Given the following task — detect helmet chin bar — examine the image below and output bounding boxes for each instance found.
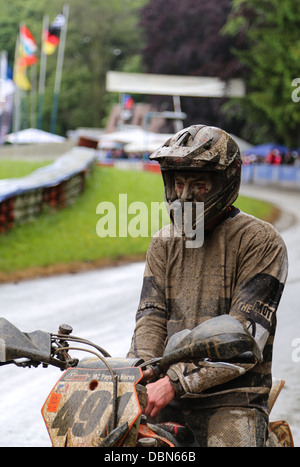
[166,199,204,241]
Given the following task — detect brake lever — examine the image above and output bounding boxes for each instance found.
[197,359,246,374]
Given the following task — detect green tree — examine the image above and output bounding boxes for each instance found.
[223,0,300,147]
[0,0,146,135]
[139,0,244,134]
[54,0,146,133]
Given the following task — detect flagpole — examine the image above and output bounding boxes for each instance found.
[0,51,7,144]
[37,15,48,130]
[12,33,21,143]
[50,4,69,134]
[19,22,26,132]
[30,63,37,128]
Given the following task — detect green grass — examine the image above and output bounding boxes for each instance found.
[236,195,272,222]
[0,161,275,275]
[0,159,53,179]
[0,166,168,273]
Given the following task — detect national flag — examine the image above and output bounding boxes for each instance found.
[43,14,65,55]
[14,59,31,90]
[19,25,38,67]
[122,94,134,110]
[13,26,37,91]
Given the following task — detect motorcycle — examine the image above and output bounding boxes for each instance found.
[0,315,294,447]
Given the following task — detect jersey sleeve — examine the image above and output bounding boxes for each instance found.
[167,222,288,397]
[127,232,168,361]
[229,221,288,352]
[128,219,288,399]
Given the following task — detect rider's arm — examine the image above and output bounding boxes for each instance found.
[127,235,168,361]
[165,225,288,397]
[129,221,288,405]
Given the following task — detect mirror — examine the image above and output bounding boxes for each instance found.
[0,318,51,363]
[158,315,262,373]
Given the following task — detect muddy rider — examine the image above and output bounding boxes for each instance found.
[127,125,288,447]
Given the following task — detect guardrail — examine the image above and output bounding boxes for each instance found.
[241,164,300,190]
[0,147,96,233]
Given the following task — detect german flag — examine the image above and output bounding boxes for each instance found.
[43,14,65,55]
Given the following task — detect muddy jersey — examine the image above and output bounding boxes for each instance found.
[127,208,288,413]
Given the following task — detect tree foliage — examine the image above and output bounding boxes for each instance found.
[2,0,300,146]
[140,0,300,146]
[223,0,300,146]
[139,0,245,133]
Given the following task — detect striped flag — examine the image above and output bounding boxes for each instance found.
[19,25,38,67]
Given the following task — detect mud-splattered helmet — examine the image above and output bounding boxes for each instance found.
[150,125,242,226]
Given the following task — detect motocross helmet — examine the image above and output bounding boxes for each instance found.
[149,125,242,227]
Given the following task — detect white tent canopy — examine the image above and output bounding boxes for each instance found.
[5,128,66,144]
[102,128,171,144]
[124,140,166,154]
[100,128,172,153]
[100,128,253,154]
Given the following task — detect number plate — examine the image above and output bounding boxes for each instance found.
[42,367,143,447]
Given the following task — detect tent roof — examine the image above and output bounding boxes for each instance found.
[6,128,66,144]
[243,142,289,157]
[102,128,172,147]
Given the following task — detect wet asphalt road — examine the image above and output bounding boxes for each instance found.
[240,185,300,447]
[0,184,299,447]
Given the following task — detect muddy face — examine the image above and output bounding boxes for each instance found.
[174,172,213,202]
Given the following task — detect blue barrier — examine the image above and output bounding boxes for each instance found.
[0,147,96,233]
[241,164,300,190]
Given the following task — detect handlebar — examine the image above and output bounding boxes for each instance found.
[0,314,262,376]
[0,318,111,370]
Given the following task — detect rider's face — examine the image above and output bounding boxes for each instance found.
[174,172,213,202]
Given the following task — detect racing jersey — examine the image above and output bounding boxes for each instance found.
[127,207,288,413]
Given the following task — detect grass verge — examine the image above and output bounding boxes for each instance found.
[0,159,53,179]
[0,161,277,282]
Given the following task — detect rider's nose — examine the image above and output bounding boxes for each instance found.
[181,185,193,201]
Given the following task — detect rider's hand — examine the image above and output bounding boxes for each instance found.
[144,375,175,418]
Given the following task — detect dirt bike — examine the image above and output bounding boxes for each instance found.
[0,315,294,447]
